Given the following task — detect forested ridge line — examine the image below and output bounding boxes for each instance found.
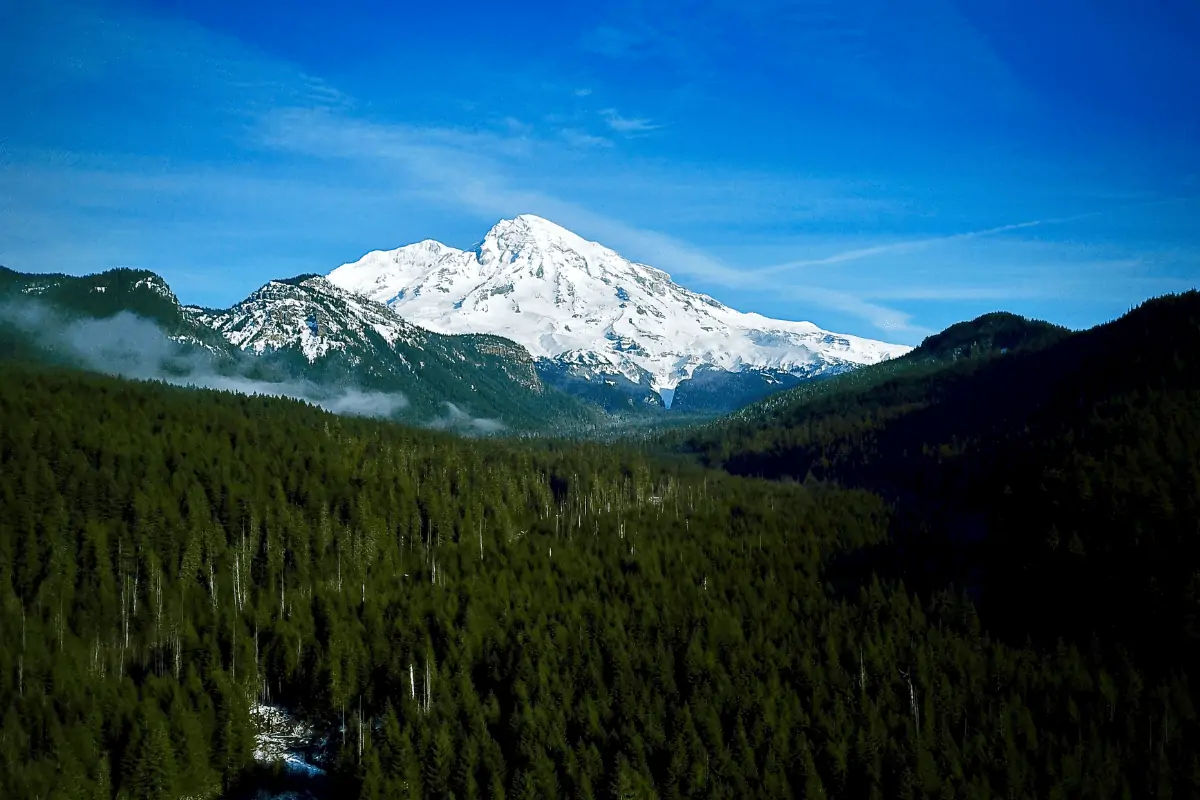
[673,292,1200,670]
[1,361,1197,799]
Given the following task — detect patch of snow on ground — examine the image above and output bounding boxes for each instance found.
[251,703,326,777]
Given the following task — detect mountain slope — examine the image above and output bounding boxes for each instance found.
[910,311,1070,360]
[327,214,910,410]
[190,273,599,430]
[701,311,1070,430]
[680,295,1200,666]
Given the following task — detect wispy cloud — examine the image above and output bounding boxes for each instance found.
[755,197,1196,276]
[429,402,505,435]
[600,108,660,133]
[256,106,748,285]
[502,116,533,136]
[756,216,1088,274]
[574,88,593,97]
[3,301,409,418]
[560,129,613,148]
[862,284,1056,302]
[786,286,933,339]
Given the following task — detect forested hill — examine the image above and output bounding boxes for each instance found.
[3,360,1197,798]
[693,310,1071,432]
[906,311,1070,361]
[678,292,1200,669]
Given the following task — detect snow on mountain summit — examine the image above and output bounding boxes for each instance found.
[327,215,911,394]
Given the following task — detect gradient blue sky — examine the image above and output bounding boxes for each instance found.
[2,0,1198,343]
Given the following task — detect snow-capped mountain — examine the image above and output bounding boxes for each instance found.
[184,274,593,427]
[188,275,428,364]
[328,215,911,409]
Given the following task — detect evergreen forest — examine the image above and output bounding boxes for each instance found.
[2,293,1200,799]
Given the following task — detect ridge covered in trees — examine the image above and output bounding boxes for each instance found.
[677,293,1200,669]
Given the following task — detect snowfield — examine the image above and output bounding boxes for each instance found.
[328,214,911,393]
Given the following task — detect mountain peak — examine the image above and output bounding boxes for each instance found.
[481,214,601,260]
[511,212,556,227]
[500,213,573,234]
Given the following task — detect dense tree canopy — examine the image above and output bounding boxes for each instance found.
[2,288,1199,799]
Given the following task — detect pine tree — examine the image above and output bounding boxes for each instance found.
[124,703,177,800]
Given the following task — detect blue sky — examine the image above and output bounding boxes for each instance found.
[2,0,1197,343]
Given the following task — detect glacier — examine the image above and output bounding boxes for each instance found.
[328,214,911,404]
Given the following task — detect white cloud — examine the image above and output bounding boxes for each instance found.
[256,107,743,280]
[502,116,533,136]
[560,129,614,148]
[789,286,933,338]
[756,217,1076,275]
[3,302,409,418]
[599,108,660,133]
